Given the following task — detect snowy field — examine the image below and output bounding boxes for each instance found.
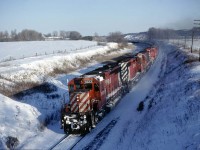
[169,38,200,50]
[1,40,200,149]
[0,40,97,62]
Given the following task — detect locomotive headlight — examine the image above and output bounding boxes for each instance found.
[66,120,71,124]
[80,115,86,121]
[80,121,83,125]
[83,115,87,124]
[80,115,87,125]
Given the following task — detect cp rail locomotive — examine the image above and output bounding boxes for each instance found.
[61,46,158,134]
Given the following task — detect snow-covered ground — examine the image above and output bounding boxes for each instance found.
[0,93,41,149]
[0,40,97,62]
[124,33,147,41]
[1,40,200,149]
[169,38,200,50]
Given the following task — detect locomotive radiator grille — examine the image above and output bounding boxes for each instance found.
[70,92,90,113]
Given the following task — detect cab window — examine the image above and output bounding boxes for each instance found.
[76,84,83,89]
[84,83,92,90]
[69,85,74,92]
[94,84,99,91]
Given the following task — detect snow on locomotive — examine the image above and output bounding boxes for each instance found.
[61,46,158,134]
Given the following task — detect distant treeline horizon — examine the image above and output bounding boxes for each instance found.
[0,29,84,42]
[147,27,200,40]
[0,27,199,42]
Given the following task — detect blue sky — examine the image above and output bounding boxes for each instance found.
[0,0,200,35]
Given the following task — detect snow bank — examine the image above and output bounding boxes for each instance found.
[0,93,41,149]
[128,43,200,150]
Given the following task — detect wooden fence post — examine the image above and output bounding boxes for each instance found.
[199,48,200,62]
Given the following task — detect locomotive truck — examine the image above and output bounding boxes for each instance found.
[61,46,158,134]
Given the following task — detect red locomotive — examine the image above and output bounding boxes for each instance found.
[61,46,158,134]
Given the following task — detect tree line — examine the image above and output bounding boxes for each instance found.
[0,29,128,45]
[0,29,44,42]
[147,27,200,40]
[45,30,82,40]
[0,29,84,42]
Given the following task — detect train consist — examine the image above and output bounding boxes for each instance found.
[61,46,158,134]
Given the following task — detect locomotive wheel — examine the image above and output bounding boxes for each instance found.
[80,126,87,135]
[85,115,92,133]
[81,123,92,135]
[105,106,111,113]
[87,124,92,133]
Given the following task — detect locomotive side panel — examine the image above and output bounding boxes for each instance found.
[128,58,138,81]
[149,47,158,61]
[104,65,121,101]
[98,80,106,109]
[110,66,121,99]
[136,53,146,72]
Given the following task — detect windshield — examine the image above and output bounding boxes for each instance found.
[75,84,83,89]
[84,83,92,90]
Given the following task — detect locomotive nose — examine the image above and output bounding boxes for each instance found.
[70,92,90,113]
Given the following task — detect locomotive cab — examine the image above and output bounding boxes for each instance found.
[61,76,104,134]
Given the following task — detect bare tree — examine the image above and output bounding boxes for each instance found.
[11,29,17,41]
[147,28,178,40]
[4,31,9,39]
[17,29,44,41]
[69,31,82,40]
[59,30,70,39]
[44,33,52,37]
[59,30,65,39]
[0,31,4,41]
[93,32,100,41]
[52,31,58,37]
[107,31,126,43]
[0,30,10,41]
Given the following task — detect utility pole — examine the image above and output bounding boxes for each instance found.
[184,35,186,49]
[191,30,194,53]
[199,48,200,62]
[191,20,200,53]
[193,20,200,54]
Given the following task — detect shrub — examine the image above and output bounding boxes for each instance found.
[137,101,144,112]
[6,136,19,149]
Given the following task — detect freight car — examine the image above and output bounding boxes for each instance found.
[61,46,158,134]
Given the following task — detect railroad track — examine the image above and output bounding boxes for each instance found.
[48,134,69,150]
[49,118,118,150]
[48,134,84,150]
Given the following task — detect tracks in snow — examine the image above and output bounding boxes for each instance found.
[82,118,119,150]
[48,134,84,150]
[49,118,118,150]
